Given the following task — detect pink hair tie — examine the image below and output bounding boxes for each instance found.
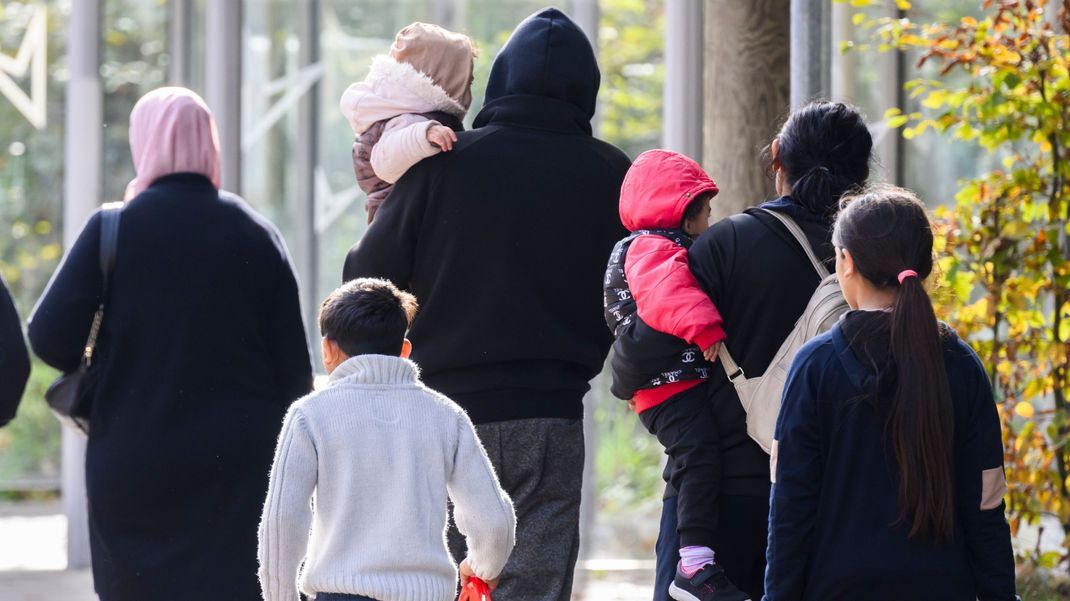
[897,269,918,285]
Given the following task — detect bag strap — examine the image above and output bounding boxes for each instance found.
[716,209,829,382]
[99,202,122,290]
[84,203,122,367]
[759,208,829,278]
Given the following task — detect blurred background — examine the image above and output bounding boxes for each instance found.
[0,0,1065,599]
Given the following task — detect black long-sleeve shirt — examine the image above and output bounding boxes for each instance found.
[765,310,1016,601]
[0,276,30,426]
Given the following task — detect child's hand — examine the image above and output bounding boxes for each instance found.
[427,124,457,151]
[703,341,721,363]
[459,558,499,591]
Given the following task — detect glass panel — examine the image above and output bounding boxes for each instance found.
[101,0,169,202]
[0,0,66,493]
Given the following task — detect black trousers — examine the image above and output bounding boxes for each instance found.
[653,491,771,601]
[639,384,722,547]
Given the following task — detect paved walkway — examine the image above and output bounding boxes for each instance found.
[0,504,654,601]
[0,567,653,601]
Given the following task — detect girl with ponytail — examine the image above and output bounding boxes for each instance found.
[763,185,1017,601]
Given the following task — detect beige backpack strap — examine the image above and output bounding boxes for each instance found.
[760,208,829,278]
[718,344,745,382]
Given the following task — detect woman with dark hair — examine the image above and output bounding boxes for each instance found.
[764,186,1016,600]
[29,87,313,601]
[651,101,874,601]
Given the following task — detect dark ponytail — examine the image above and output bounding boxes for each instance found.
[833,185,956,543]
[769,101,873,218]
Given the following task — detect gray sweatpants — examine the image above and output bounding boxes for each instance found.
[448,418,584,601]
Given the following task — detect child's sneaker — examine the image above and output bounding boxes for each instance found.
[668,562,750,601]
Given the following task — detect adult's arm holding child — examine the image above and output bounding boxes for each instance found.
[624,235,726,353]
[447,410,517,585]
[370,114,445,184]
[258,406,318,601]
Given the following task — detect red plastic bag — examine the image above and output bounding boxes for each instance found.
[457,577,491,601]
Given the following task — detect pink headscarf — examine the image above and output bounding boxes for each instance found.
[125,87,221,200]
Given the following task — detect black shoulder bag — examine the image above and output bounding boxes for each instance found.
[45,203,122,434]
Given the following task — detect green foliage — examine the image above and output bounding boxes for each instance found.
[845,0,1070,565]
[597,0,664,158]
[0,0,168,486]
[0,359,60,483]
[590,0,667,512]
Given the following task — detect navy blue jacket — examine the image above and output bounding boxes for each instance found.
[764,311,1016,601]
[344,8,630,423]
[0,275,30,426]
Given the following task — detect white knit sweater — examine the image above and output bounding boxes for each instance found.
[258,355,516,601]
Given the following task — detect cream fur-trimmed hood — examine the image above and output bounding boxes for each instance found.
[340,55,469,135]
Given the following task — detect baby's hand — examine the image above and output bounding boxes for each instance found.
[703,341,721,363]
[427,124,457,151]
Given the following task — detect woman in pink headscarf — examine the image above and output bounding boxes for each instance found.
[30,87,313,601]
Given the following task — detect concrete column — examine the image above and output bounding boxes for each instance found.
[790,0,832,108]
[168,0,193,86]
[63,0,102,570]
[570,0,599,43]
[663,0,704,160]
[570,2,601,586]
[830,0,856,102]
[295,0,320,343]
[704,0,791,217]
[205,0,242,193]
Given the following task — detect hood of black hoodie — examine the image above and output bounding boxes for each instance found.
[473,8,600,134]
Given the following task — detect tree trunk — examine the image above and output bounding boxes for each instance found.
[703,0,791,219]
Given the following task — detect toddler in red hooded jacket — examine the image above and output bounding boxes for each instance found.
[603,150,748,601]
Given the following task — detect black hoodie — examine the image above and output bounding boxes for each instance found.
[344,8,631,424]
[0,276,29,426]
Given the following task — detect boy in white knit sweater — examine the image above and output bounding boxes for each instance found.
[258,278,516,601]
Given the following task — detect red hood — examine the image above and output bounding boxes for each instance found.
[619,149,719,231]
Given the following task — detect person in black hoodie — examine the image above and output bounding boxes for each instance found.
[648,102,874,601]
[765,186,1017,601]
[343,8,630,600]
[0,275,30,426]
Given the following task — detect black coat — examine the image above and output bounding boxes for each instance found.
[28,173,313,601]
[687,201,836,495]
[344,8,630,424]
[0,275,30,426]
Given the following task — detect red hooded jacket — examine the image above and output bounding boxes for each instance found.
[619,149,726,411]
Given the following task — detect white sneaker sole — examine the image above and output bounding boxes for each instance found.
[668,582,702,601]
[668,581,751,601]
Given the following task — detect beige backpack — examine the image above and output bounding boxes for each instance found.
[717,209,849,454]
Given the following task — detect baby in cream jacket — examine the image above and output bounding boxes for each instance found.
[340,23,476,222]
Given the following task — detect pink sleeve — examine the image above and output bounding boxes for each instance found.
[623,235,726,350]
[369,115,441,184]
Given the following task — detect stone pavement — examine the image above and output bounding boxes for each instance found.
[0,566,653,601]
[0,504,654,601]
